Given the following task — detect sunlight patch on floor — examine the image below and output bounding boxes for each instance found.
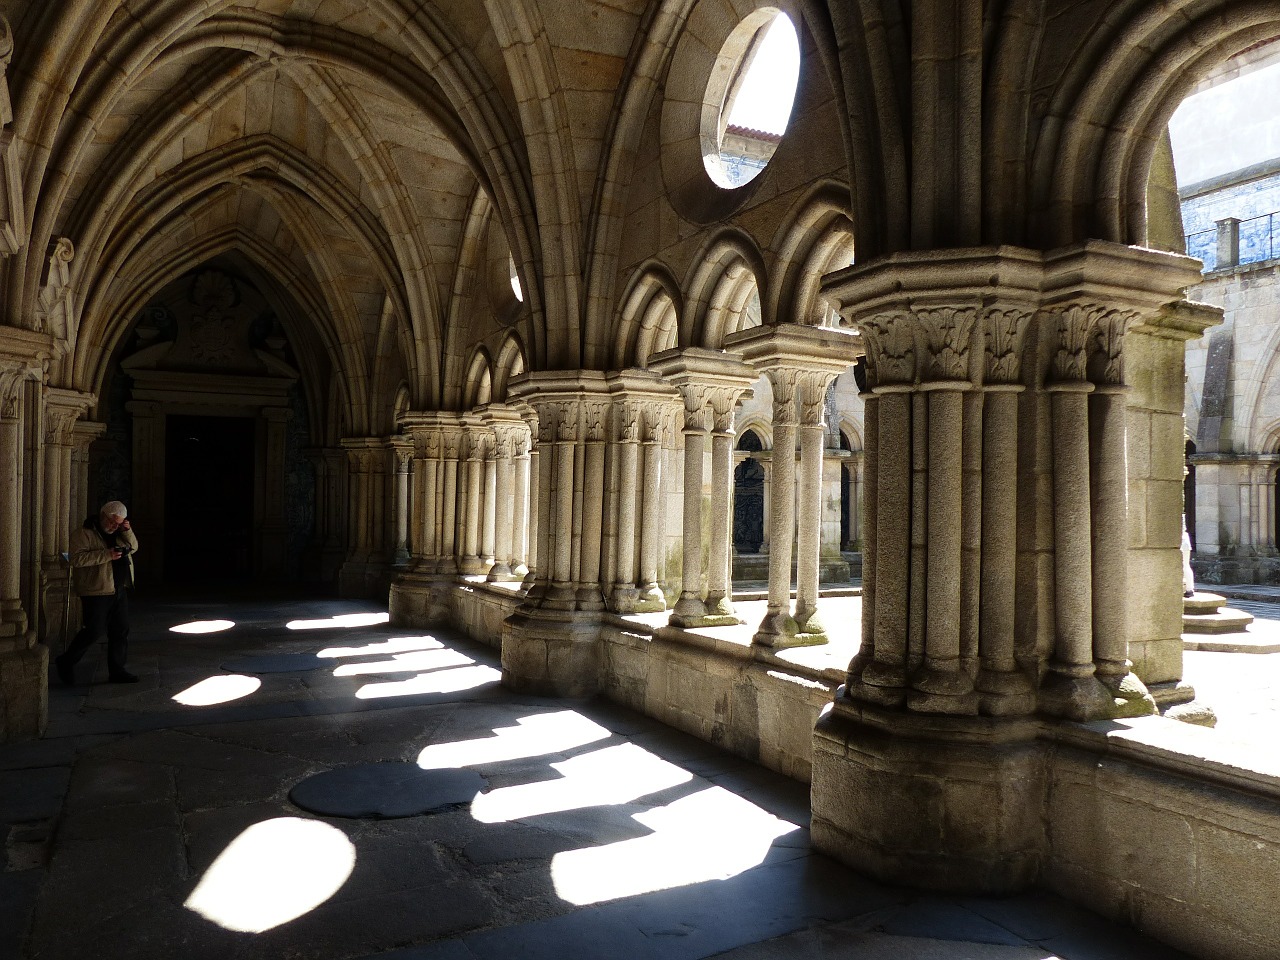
[183,817,356,932]
[333,648,474,677]
[470,743,692,823]
[551,786,799,905]
[172,674,261,705]
[416,710,612,770]
[354,664,501,699]
[316,635,444,658]
[169,619,236,634]
[286,612,390,630]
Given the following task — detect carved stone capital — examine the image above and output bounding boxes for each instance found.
[583,400,607,443]
[858,313,916,388]
[916,306,978,382]
[983,307,1034,384]
[1046,304,1106,383]
[615,401,641,443]
[1089,310,1138,386]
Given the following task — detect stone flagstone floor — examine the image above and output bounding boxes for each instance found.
[2,590,1254,960]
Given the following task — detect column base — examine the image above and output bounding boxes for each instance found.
[459,555,489,576]
[812,699,1044,894]
[670,594,707,625]
[1,640,48,742]
[388,573,453,626]
[1038,668,1113,721]
[752,610,827,648]
[976,667,1037,716]
[486,562,517,582]
[40,568,76,654]
[908,664,978,714]
[1097,670,1158,718]
[0,600,27,641]
[501,610,601,698]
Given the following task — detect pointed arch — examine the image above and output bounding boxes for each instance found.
[493,332,528,402]
[614,263,683,369]
[682,229,767,349]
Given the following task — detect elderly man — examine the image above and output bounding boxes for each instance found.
[56,500,139,684]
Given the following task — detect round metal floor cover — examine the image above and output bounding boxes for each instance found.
[289,763,487,818]
[219,653,328,673]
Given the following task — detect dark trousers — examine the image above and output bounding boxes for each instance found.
[62,591,130,676]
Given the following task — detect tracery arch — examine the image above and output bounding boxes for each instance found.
[614,263,681,369]
[682,230,767,349]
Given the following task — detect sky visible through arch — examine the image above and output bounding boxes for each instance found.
[725,14,799,136]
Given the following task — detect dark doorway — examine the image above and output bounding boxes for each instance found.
[734,430,765,555]
[165,415,255,584]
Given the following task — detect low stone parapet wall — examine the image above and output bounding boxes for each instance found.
[1044,718,1280,960]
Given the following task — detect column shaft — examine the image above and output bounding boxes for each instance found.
[1050,388,1094,672]
[639,436,662,602]
[866,390,910,691]
[671,412,707,623]
[755,419,796,643]
[794,420,825,632]
[513,448,531,578]
[704,426,736,618]
[1090,386,1129,677]
[482,451,497,567]
[612,438,639,608]
[578,434,605,609]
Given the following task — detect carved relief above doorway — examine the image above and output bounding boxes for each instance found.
[117,264,303,587]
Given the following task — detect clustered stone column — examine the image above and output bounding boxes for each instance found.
[484,405,533,583]
[390,437,412,567]
[337,439,393,597]
[809,245,1205,895]
[389,408,536,623]
[304,447,347,582]
[725,326,860,647]
[0,334,53,742]
[40,388,92,651]
[648,348,756,629]
[601,373,678,613]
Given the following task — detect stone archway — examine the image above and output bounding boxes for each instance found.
[114,264,313,588]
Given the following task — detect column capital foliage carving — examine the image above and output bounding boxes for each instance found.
[917,306,978,382]
[641,401,667,443]
[554,400,579,443]
[442,426,464,460]
[44,405,79,445]
[583,400,607,442]
[857,312,916,388]
[983,307,1034,384]
[1089,310,1138,385]
[796,370,836,426]
[1046,303,1134,384]
[768,368,800,426]
[0,358,39,419]
[615,401,641,443]
[678,384,710,430]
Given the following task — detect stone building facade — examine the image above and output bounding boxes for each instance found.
[0,2,1276,958]
[1177,45,1280,585]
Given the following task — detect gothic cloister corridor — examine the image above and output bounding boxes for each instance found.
[0,591,1232,960]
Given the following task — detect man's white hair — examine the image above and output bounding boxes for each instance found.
[100,500,128,519]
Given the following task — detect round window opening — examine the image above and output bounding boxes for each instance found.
[508,255,524,303]
[702,11,799,189]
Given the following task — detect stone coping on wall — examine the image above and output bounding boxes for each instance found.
[1051,714,1280,796]
[610,594,861,689]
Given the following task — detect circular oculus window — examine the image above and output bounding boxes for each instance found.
[702,12,799,189]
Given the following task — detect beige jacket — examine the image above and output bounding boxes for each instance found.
[69,523,139,597]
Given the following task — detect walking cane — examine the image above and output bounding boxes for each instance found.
[60,552,71,655]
